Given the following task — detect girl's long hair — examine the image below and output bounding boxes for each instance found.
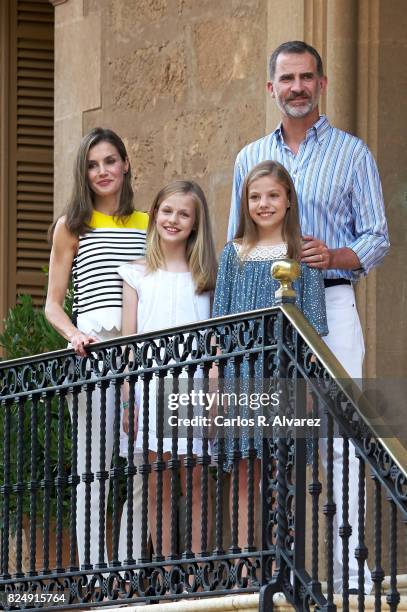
[53,127,135,238]
[235,160,302,260]
[146,180,217,294]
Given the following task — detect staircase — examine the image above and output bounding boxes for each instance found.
[102,580,407,611]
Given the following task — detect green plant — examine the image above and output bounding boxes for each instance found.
[0,268,73,359]
[0,294,66,358]
[0,273,74,532]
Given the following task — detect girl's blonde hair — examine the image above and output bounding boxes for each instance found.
[146,180,217,294]
[235,160,302,260]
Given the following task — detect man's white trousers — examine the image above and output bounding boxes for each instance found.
[320,284,372,594]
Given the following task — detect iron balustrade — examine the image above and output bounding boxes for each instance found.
[0,263,406,611]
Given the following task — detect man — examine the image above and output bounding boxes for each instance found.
[228,40,389,594]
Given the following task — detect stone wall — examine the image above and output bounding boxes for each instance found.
[54,0,267,251]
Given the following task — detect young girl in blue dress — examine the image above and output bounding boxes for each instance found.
[118,180,217,557]
[212,160,328,544]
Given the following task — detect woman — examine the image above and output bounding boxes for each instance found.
[45,127,148,567]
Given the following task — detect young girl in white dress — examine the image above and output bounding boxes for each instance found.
[117,180,217,557]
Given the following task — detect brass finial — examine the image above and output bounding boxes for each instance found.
[271,259,300,303]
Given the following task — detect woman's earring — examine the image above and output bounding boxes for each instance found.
[287,200,291,208]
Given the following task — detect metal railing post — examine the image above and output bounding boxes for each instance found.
[260,259,300,612]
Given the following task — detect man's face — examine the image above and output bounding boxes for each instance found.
[267,52,327,119]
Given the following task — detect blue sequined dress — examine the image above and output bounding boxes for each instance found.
[212,241,328,469]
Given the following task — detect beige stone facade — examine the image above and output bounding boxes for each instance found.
[52,0,267,254]
[49,0,406,378]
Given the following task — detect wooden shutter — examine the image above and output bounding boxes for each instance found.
[8,0,54,306]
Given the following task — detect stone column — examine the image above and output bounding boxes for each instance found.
[352,0,379,378]
[49,0,101,217]
[326,0,378,378]
[266,0,384,377]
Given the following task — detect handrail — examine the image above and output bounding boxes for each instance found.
[281,301,407,478]
[0,307,277,368]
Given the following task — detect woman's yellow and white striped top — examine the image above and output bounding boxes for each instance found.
[71,209,148,334]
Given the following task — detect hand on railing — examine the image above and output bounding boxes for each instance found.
[68,329,98,356]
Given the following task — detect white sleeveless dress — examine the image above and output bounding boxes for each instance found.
[69,209,148,566]
[117,261,211,455]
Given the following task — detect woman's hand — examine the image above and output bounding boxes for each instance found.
[68,329,98,357]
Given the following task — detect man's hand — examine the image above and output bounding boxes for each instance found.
[301,235,332,269]
[301,235,361,271]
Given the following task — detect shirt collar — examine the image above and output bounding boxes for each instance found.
[273,114,331,145]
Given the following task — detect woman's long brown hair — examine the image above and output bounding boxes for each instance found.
[49,127,135,241]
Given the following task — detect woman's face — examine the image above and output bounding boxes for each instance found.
[86,141,129,200]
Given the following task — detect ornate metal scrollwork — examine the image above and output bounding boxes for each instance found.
[1,306,406,611]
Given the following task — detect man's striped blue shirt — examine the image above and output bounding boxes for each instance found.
[227,115,389,280]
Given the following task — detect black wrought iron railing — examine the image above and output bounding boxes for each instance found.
[0,263,406,611]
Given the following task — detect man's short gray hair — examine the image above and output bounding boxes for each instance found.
[269,41,324,80]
